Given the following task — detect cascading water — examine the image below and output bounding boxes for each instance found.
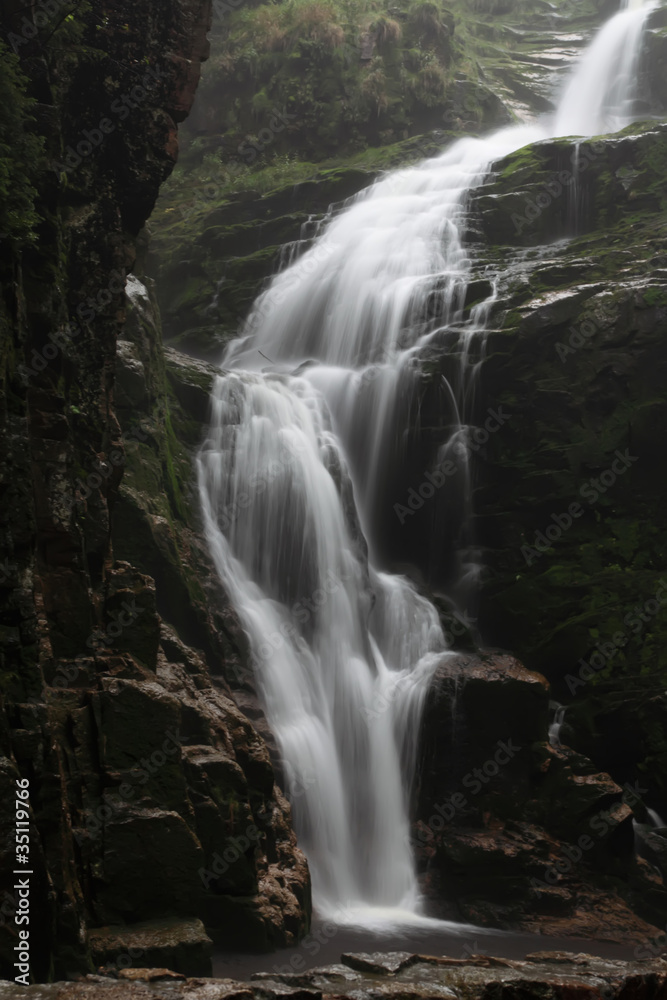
[198,0,655,925]
[554,0,653,136]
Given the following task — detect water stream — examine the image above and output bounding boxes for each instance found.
[198,0,655,926]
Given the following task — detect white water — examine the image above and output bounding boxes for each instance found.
[648,808,667,829]
[548,702,567,748]
[555,0,653,136]
[198,1,654,924]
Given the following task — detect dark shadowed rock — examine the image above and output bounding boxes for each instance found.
[90,918,212,978]
[0,0,311,979]
[341,953,421,975]
[413,651,667,939]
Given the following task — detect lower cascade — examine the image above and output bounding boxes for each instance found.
[198,0,655,923]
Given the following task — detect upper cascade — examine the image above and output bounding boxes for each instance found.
[555,0,655,136]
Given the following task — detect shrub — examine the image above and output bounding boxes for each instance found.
[0,40,44,247]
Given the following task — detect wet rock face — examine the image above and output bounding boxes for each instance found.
[0,0,310,981]
[470,124,667,250]
[4,951,667,1000]
[413,653,667,940]
[386,124,667,863]
[465,127,667,803]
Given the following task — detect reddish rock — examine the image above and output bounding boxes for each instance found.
[413,652,667,941]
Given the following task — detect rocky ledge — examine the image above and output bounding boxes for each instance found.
[3,951,667,1000]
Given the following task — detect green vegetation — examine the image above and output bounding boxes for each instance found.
[149,0,613,353]
[0,40,44,246]
[189,0,457,164]
[183,0,607,169]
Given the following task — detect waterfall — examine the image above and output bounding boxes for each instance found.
[648,808,667,829]
[198,0,654,924]
[548,703,567,748]
[554,0,653,136]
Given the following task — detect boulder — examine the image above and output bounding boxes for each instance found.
[89,917,212,977]
[413,652,667,937]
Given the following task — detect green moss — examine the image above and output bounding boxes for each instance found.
[643,287,667,307]
[0,40,45,245]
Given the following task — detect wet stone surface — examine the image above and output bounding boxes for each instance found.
[2,952,667,999]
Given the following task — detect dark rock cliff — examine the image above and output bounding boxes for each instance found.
[0,0,309,982]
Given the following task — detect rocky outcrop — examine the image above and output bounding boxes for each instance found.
[4,950,667,1000]
[413,653,667,941]
[0,0,309,982]
[404,118,667,925]
[562,685,667,814]
[466,124,667,809]
[88,919,213,979]
[378,120,667,841]
[179,0,612,166]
